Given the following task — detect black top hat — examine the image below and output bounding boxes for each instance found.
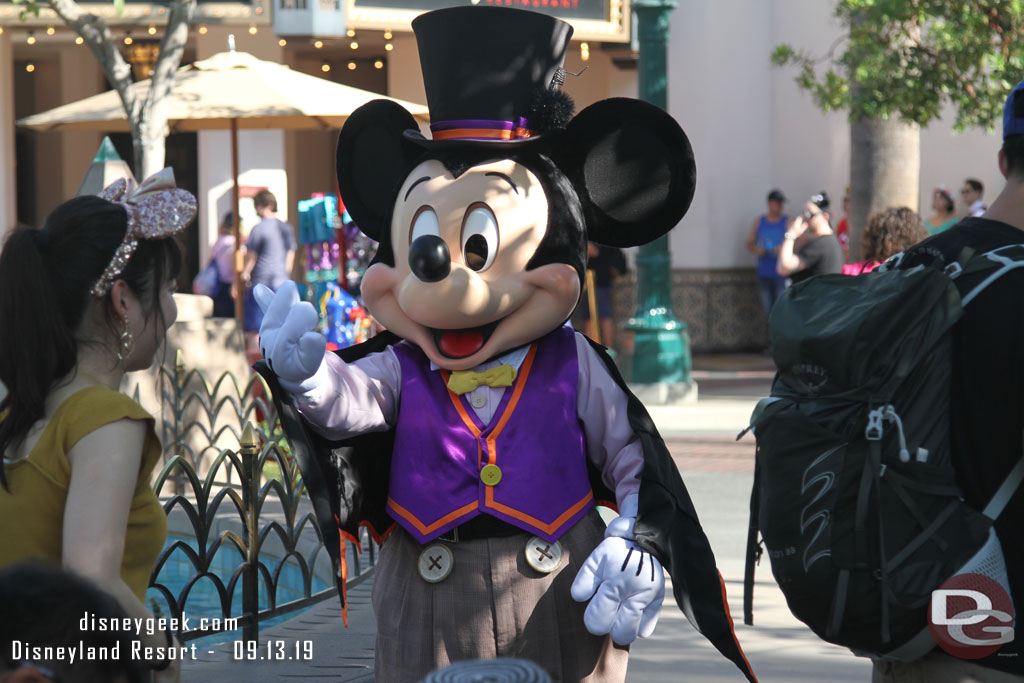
[405,6,574,149]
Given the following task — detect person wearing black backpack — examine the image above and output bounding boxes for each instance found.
[872,80,1024,682]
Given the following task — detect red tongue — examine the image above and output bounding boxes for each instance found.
[439,331,485,358]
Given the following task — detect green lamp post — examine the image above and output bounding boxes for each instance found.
[625,0,692,386]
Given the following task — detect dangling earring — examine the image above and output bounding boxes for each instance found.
[117,319,135,361]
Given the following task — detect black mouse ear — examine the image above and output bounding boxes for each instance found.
[548,97,695,247]
[337,99,422,241]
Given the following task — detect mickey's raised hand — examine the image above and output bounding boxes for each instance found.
[255,281,329,397]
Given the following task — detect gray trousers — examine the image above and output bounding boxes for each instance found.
[372,509,629,683]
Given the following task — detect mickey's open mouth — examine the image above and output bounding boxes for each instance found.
[431,320,502,359]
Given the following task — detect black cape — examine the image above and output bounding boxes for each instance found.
[255,333,757,682]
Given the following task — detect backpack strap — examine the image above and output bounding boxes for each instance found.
[743,458,762,626]
[953,246,1024,522]
[742,396,790,626]
[956,244,1024,306]
[983,455,1024,520]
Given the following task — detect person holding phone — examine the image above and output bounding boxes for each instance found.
[776,191,844,284]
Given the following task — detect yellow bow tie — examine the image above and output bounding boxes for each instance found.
[446,365,518,395]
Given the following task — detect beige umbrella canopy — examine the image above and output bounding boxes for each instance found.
[19,49,430,321]
[18,49,429,132]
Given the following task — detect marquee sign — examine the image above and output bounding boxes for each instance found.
[346,0,630,43]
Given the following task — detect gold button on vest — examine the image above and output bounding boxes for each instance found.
[480,464,502,486]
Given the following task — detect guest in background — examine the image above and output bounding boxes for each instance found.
[193,211,236,318]
[241,190,296,350]
[961,177,987,216]
[834,186,851,260]
[746,189,790,314]
[776,192,844,284]
[0,563,149,683]
[578,242,627,350]
[843,207,929,275]
[926,186,959,234]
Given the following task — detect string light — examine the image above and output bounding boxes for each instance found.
[384,43,393,52]
[580,41,589,61]
[383,30,392,40]
[123,33,133,45]
[25,63,35,73]
[75,36,84,45]
[321,62,331,72]
[148,25,157,35]
[46,26,55,35]
[346,29,355,37]
[198,25,208,35]
[374,60,383,69]
[26,32,36,45]
[349,41,358,50]
[347,61,356,70]
[278,38,287,47]
[314,40,323,48]
[248,24,257,35]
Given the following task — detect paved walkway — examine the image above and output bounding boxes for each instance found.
[182,576,375,682]
[183,355,874,682]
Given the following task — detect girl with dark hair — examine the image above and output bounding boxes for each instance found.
[0,170,195,682]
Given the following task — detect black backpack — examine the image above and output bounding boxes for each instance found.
[743,245,1024,660]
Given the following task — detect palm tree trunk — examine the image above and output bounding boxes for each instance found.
[848,117,920,261]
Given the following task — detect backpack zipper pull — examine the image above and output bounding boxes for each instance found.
[865,406,912,462]
[882,405,911,463]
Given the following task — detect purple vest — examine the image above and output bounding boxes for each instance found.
[387,327,594,544]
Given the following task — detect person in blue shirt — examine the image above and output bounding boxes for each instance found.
[241,190,296,350]
[746,188,789,314]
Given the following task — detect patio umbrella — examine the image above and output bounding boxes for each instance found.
[19,49,430,321]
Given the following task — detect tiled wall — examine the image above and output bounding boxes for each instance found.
[605,268,770,353]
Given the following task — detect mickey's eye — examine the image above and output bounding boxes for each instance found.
[410,206,440,243]
[461,204,498,272]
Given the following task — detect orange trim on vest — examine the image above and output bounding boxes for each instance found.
[441,373,484,467]
[436,343,586,536]
[484,345,537,466]
[386,497,479,535]
[486,487,594,534]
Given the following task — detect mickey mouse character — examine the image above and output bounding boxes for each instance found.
[255,6,756,682]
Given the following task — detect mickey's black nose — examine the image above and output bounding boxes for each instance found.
[408,235,451,282]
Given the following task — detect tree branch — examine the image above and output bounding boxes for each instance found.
[900,24,978,99]
[43,0,140,134]
[145,0,195,127]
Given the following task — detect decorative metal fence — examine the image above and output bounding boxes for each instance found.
[145,351,376,643]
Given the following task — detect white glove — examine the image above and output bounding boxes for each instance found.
[570,495,665,645]
[254,281,329,399]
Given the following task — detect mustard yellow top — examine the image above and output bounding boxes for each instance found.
[0,386,167,601]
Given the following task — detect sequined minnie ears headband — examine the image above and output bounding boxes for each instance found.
[90,168,197,298]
